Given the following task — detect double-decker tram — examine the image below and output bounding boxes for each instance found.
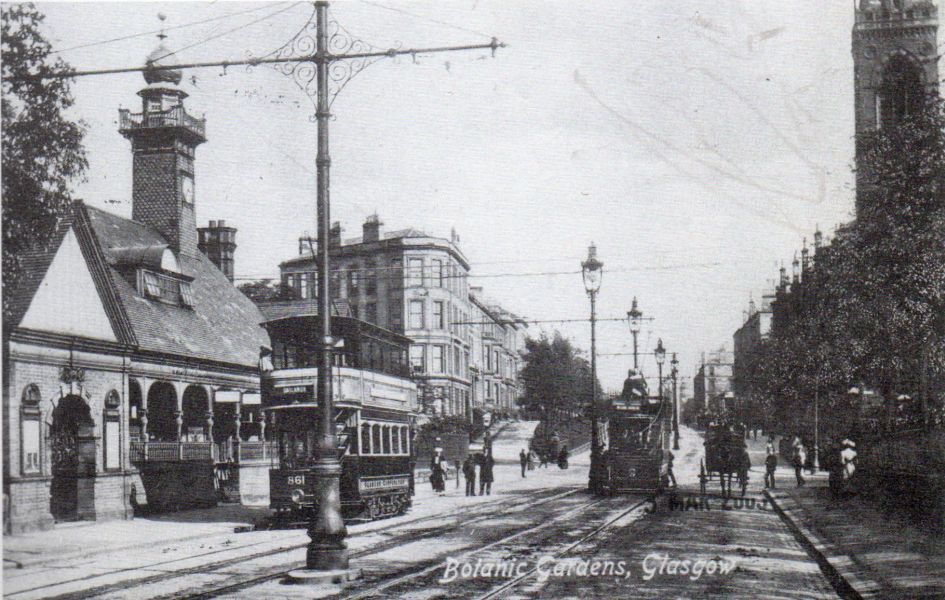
[602,389,672,495]
[260,301,418,523]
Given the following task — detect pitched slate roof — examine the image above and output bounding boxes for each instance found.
[6,211,77,331]
[83,204,269,368]
[9,201,269,370]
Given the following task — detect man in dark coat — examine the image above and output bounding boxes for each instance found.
[621,369,649,403]
[557,444,569,469]
[462,455,477,497]
[519,449,528,478]
[480,450,495,495]
[765,446,778,489]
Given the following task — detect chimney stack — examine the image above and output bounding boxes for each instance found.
[197,220,237,282]
[329,222,342,248]
[362,214,382,243]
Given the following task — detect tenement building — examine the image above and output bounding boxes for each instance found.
[3,44,269,532]
[278,216,524,420]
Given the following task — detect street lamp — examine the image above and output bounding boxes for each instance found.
[654,338,666,402]
[581,243,604,494]
[627,298,642,371]
[671,352,680,450]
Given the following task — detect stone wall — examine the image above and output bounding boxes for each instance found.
[137,462,217,512]
[4,345,135,533]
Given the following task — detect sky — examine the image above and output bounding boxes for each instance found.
[37,0,871,393]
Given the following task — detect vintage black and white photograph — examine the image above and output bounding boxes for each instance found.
[2,1,944,598]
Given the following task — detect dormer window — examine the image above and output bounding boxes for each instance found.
[140,269,194,308]
[180,281,195,307]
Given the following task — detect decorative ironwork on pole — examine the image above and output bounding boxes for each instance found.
[254,4,405,113]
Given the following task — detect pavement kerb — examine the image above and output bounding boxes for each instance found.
[4,523,256,570]
[764,487,885,600]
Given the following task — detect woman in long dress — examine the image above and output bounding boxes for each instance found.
[430,450,446,495]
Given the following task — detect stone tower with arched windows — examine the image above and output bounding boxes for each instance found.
[852,0,939,214]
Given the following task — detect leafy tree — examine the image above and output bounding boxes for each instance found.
[237,279,300,303]
[2,4,87,326]
[517,331,602,434]
[752,97,945,438]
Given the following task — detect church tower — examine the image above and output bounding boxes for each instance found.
[852,0,939,214]
[119,25,206,256]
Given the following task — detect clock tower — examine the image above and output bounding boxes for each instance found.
[119,34,206,256]
[852,0,939,214]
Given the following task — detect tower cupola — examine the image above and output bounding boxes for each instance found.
[119,14,206,257]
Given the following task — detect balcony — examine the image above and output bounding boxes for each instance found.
[119,106,206,143]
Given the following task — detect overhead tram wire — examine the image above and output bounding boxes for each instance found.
[358,0,495,41]
[49,2,295,55]
[233,260,722,281]
[150,2,305,64]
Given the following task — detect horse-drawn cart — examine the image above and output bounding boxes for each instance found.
[702,424,749,497]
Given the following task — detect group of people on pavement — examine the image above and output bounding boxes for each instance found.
[761,434,857,494]
[463,451,495,496]
[429,448,496,497]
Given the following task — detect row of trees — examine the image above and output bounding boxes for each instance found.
[738,99,945,440]
[516,332,602,445]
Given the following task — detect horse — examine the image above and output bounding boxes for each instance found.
[704,428,742,498]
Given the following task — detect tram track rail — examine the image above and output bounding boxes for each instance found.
[178,486,589,600]
[474,497,650,600]
[342,494,638,600]
[13,486,582,600]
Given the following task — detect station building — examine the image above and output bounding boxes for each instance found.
[3,44,269,532]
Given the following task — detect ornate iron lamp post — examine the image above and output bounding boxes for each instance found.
[581,243,604,493]
[655,339,666,403]
[671,352,680,450]
[627,298,642,371]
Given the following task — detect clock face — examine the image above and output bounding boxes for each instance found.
[181,175,194,204]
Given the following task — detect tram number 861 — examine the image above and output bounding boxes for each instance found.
[287,475,305,486]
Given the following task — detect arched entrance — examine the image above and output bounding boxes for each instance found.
[182,386,209,441]
[50,395,96,522]
[147,382,178,441]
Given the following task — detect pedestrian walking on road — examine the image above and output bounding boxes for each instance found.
[840,439,857,482]
[557,444,569,469]
[430,449,446,496]
[793,443,806,487]
[737,447,751,496]
[666,450,677,488]
[462,455,476,497]
[519,449,528,478]
[480,451,495,496]
[765,446,778,489]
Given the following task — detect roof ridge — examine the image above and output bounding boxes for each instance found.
[72,202,138,345]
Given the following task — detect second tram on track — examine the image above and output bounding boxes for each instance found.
[260,301,418,523]
[601,371,672,495]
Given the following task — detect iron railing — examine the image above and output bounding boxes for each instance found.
[129,441,215,462]
[118,106,206,138]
